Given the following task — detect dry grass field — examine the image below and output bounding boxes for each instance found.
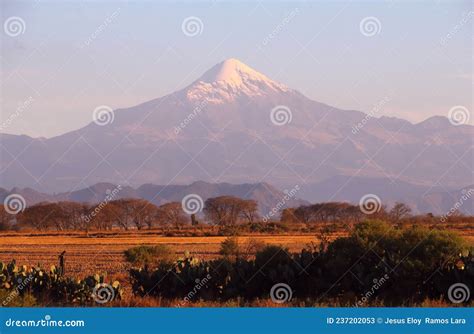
[0,223,472,306]
[0,223,472,285]
[0,231,334,278]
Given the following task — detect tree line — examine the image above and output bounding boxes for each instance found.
[0,196,260,231]
[0,195,469,232]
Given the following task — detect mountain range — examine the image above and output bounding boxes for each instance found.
[0,179,472,216]
[1,58,472,214]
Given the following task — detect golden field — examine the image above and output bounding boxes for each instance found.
[1,223,472,279]
[0,222,472,307]
[0,231,332,278]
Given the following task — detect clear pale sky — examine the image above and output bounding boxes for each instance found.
[1,0,472,137]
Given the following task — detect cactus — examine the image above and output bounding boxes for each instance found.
[0,260,122,306]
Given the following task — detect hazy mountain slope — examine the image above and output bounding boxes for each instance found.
[299,176,473,215]
[0,58,472,196]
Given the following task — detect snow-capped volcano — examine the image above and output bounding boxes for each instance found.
[0,58,472,202]
[185,58,290,103]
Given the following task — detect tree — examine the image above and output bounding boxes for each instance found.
[290,202,365,224]
[86,201,119,231]
[155,202,188,230]
[280,208,298,224]
[239,200,259,224]
[107,199,158,230]
[17,202,54,230]
[389,202,412,222]
[292,205,314,224]
[0,206,13,230]
[59,202,88,230]
[204,196,257,227]
[129,199,157,230]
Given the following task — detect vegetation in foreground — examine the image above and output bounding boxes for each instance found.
[1,221,472,307]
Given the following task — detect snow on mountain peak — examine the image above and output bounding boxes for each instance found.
[200,58,270,85]
[185,58,289,103]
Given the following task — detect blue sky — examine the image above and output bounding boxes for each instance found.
[1,0,472,137]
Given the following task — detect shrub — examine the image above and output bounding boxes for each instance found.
[129,221,472,305]
[219,237,239,260]
[124,245,174,267]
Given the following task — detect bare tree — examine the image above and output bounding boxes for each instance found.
[17,202,54,230]
[60,202,88,230]
[204,196,257,227]
[108,199,158,230]
[0,206,13,230]
[155,202,188,230]
[389,202,412,222]
[130,199,157,230]
[239,200,259,224]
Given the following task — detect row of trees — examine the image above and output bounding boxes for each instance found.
[1,195,466,232]
[1,196,260,231]
[281,202,413,224]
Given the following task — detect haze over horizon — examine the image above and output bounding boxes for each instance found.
[1,1,472,137]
